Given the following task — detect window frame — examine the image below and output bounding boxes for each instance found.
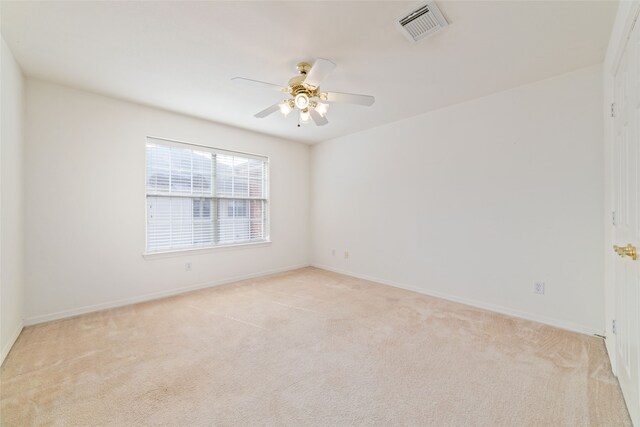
[143,136,270,257]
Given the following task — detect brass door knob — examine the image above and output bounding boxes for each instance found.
[613,245,625,257]
[613,244,638,260]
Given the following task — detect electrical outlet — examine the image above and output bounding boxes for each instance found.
[533,281,545,295]
[344,250,349,259]
[331,249,336,256]
[185,262,192,271]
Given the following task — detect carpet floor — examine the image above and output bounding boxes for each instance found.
[0,267,631,426]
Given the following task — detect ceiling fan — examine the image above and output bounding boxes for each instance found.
[232,59,375,127]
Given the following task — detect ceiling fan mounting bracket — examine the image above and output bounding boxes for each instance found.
[296,62,311,75]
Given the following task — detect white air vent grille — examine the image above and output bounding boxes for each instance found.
[397,2,448,43]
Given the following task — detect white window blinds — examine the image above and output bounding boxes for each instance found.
[145,138,268,252]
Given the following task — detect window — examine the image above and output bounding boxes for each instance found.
[145,137,268,253]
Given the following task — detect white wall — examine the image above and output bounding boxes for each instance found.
[17,60,608,337]
[311,65,605,335]
[24,80,309,324]
[1,37,25,363]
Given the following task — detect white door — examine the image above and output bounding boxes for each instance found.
[613,17,640,426]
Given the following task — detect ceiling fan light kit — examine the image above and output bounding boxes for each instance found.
[232,59,375,127]
[314,101,329,117]
[294,93,310,110]
[279,99,294,116]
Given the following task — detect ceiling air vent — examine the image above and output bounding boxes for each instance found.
[396,2,448,43]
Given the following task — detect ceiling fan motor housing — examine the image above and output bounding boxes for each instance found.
[288,77,320,98]
[287,62,325,101]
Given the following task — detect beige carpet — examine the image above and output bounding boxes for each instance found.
[0,267,631,426]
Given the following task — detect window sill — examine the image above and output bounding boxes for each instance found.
[142,240,272,260]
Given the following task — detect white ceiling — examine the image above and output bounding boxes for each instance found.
[1,1,618,144]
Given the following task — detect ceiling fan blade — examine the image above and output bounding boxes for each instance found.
[324,91,375,106]
[232,77,288,93]
[304,58,336,88]
[309,108,328,126]
[254,103,281,118]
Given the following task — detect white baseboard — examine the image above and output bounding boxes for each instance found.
[24,264,309,326]
[1,322,24,366]
[23,262,599,337]
[311,263,600,337]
